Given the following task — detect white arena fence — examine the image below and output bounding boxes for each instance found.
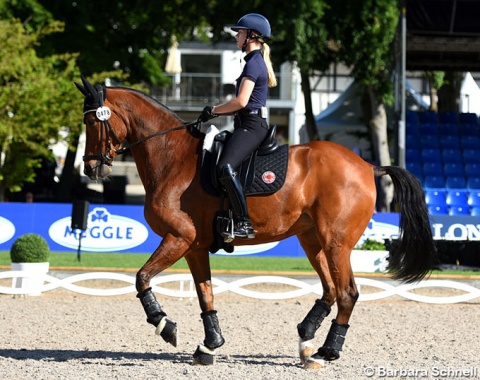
[0,271,479,304]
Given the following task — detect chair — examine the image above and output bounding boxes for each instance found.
[418,111,438,125]
[406,122,419,137]
[421,148,442,163]
[459,124,479,137]
[424,175,445,189]
[459,112,478,125]
[406,110,419,125]
[464,163,480,177]
[419,124,439,137]
[428,205,449,215]
[439,111,458,125]
[468,191,480,207]
[463,149,480,164]
[438,123,458,136]
[446,190,469,207]
[406,134,421,149]
[460,135,480,149]
[406,148,422,163]
[406,162,423,178]
[425,190,447,206]
[467,177,480,190]
[449,206,471,216]
[422,162,443,176]
[470,206,480,216]
[439,135,460,149]
[443,163,465,177]
[445,176,467,190]
[420,135,440,149]
[441,148,463,164]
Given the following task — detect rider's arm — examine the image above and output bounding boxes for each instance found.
[212,77,255,115]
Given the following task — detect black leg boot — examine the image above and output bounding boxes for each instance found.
[219,164,255,239]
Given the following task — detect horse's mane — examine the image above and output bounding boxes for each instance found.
[109,86,185,123]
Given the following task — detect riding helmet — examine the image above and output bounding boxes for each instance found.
[228,13,271,39]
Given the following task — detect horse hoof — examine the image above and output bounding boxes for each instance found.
[298,339,315,364]
[155,317,178,347]
[317,346,340,361]
[192,345,215,366]
[304,354,325,369]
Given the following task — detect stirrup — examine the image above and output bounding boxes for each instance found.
[234,221,255,239]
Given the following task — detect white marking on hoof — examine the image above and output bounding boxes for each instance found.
[299,339,315,364]
[198,344,216,356]
[155,316,167,336]
[304,354,325,370]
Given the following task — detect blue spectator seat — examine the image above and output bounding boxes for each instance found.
[438,123,458,136]
[423,162,443,176]
[439,111,458,125]
[428,205,449,215]
[467,177,480,190]
[406,110,419,125]
[441,148,463,164]
[449,206,471,216]
[468,191,480,207]
[460,135,480,149]
[421,148,442,163]
[446,190,469,206]
[406,122,419,137]
[418,111,438,125]
[462,149,480,164]
[459,112,478,125]
[419,124,439,137]
[406,148,422,163]
[439,135,460,149]
[464,163,480,177]
[445,176,467,189]
[424,175,445,189]
[420,135,440,148]
[459,124,479,136]
[406,162,423,179]
[406,134,421,149]
[425,190,447,206]
[471,207,480,216]
[444,163,465,177]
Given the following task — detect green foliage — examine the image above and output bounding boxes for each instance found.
[10,233,50,263]
[356,238,387,251]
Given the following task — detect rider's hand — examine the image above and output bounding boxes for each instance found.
[200,106,217,123]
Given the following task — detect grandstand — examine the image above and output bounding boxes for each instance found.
[406,110,480,216]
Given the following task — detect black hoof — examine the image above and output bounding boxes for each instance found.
[317,346,340,361]
[192,345,215,365]
[156,317,178,347]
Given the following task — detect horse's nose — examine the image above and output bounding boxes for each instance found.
[83,163,96,179]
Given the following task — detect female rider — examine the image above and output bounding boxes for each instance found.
[200,13,277,239]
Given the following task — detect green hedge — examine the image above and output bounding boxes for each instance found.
[10,234,50,263]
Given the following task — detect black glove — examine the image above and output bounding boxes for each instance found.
[200,106,216,123]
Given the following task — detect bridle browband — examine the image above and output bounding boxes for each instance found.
[82,89,202,166]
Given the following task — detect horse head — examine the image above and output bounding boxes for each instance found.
[75,75,123,180]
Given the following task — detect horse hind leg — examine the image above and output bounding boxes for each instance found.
[297,234,337,366]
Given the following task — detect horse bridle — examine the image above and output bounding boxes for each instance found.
[82,91,202,166]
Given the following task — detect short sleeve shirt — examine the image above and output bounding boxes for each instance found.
[236,50,268,110]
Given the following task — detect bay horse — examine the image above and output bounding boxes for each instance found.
[75,76,437,368]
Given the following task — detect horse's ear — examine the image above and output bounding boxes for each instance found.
[74,81,88,97]
[81,74,97,98]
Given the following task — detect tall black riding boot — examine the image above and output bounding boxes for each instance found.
[219,164,255,239]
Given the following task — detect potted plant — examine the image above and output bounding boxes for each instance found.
[351,238,389,273]
[10,233,50,296]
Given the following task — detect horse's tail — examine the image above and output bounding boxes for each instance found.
[375,166,438,283]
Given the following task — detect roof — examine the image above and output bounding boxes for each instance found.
[407,0,480,71]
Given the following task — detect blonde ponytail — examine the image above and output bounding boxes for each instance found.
[262,43,277,88]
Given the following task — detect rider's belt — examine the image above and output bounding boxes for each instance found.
[239,106,268,118]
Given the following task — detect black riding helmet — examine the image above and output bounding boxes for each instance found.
[228,13,271,39]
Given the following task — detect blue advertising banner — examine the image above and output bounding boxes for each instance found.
[2,203,479,257]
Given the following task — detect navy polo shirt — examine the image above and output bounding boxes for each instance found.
[236,50,268,110]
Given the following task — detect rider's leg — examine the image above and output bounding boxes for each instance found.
[219,163,255,238]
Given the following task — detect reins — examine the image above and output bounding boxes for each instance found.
[82,90,203,164]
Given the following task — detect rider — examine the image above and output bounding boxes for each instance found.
[200,13,277,239]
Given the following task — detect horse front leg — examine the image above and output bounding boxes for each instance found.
[136,233,190,347]
[185,249,225,366]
